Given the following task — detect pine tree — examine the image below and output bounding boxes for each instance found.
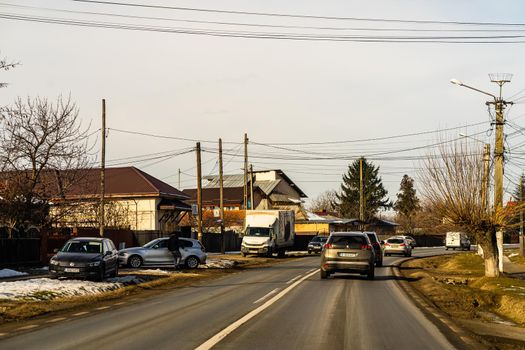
[394,174,420,233]
[336,157,390,221]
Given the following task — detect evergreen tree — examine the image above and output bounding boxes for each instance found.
[394,174,420,233]
[336,157,390,221]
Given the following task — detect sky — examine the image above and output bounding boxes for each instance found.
[2,0,525,209]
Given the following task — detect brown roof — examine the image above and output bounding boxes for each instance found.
[59,167,189,200]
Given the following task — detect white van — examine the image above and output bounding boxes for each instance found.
[445,232,471,250]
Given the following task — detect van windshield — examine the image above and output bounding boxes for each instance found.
[245,227,272,237]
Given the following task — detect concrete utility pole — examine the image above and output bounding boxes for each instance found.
[99,99,106,237]
[243,133,248,209]
[489,74,513,272]
[219,138,225,254]
[359,158,364,222]
[196,142,203,242]
[481,143,491,213]
[520,175,525,256]
[250,164,254,210]
[451,74,513,273]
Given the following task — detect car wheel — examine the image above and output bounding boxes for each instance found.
[277,250,285,258]
[308,250,312,254]
[185,255,200,269]
[376,258,383,267]
[128,255,143,268]
[95,267,105,282]
[320,269,329,279]
[367,267,375,280]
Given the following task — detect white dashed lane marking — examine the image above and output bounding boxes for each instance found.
[72,311,89,316]
[47,317,66,323]
[16,325,38,331]
[95,306,110,310]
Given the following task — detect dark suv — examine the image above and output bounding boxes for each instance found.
[320,232,375,280]
[307,235,328,254]
[365,231,383,267]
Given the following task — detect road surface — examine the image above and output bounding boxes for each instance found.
[0,247,464,350]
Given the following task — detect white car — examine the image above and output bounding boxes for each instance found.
[118,237,207,269]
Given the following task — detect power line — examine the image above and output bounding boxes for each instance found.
[73,0,525,27]
[5,3,525,33]
[2,12,525,43]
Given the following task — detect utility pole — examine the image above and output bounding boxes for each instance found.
[488,74,513,272]
[243,133,248,210]
[359,158,364,222]
[196,142,203,242]
[250,164,254,210]
[481,144,490,213]
[219,138,225,254]
[520,175,525,256]
[99,99,106,237]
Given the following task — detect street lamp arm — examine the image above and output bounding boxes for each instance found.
[450,79,496,99]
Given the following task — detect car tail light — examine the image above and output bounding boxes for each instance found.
[361,244,372,250]
[400,243,406,247]
[324,243,333,249]
[384,243,390,246]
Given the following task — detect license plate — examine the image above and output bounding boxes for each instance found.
[391,245,399,248]
[64,268,80,273]
[339,252,357,257]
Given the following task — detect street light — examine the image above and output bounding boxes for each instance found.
[452,74,514,273]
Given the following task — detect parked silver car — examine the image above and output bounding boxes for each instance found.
[118,237,207,269]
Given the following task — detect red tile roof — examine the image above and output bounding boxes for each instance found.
[57,167,188,200]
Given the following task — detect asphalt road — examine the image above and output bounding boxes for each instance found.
[0,247,462,350]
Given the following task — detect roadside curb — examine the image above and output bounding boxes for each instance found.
[391,258,491,350]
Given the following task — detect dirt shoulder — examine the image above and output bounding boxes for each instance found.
[0,254,305,328]
[399,253,525,349]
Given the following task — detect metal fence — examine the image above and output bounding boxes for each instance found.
[0,238,41,267]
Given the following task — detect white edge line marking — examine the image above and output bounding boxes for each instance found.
[286,274,303,284]
[253,288,280,304]
[307,268,317,273]
[195,268,319,350]
[17,325,38,331]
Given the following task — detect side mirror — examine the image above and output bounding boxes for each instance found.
[53,248,59,253]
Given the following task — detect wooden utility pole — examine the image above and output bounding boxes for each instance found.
[250,164,254,210]
[481,144,490,213]
[99,99,106,237]
[196,142,203,242]
[243,133,248,209]
[219,138,225,254]
[520,175,525,256]
[359,158,364,222]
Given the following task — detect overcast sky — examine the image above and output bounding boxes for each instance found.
[2,0,525,208]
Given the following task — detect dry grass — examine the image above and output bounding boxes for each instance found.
[402,254,525,325]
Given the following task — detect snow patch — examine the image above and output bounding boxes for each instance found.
[0,278,123,300]
[0,269,28,278]
[199,259,236,269]
[508,253,519,258]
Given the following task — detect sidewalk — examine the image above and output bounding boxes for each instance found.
[503,255,525,279]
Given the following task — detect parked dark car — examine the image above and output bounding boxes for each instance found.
[307,235,328,254]
[364,231,383,267]
[49,237,119,281]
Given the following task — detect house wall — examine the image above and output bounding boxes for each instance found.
[51,198,158,231]
[254,170,277,182]
[273,180,302,200]
[295,222,330,235]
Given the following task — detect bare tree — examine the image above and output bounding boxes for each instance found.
[420,140,517,277]
[0,96,92,235]
[0,52,19,88]
[308,189,339,213]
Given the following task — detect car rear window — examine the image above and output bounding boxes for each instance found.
[328,235,366,249]
[366,233,378,243]
[387,238,404,244]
